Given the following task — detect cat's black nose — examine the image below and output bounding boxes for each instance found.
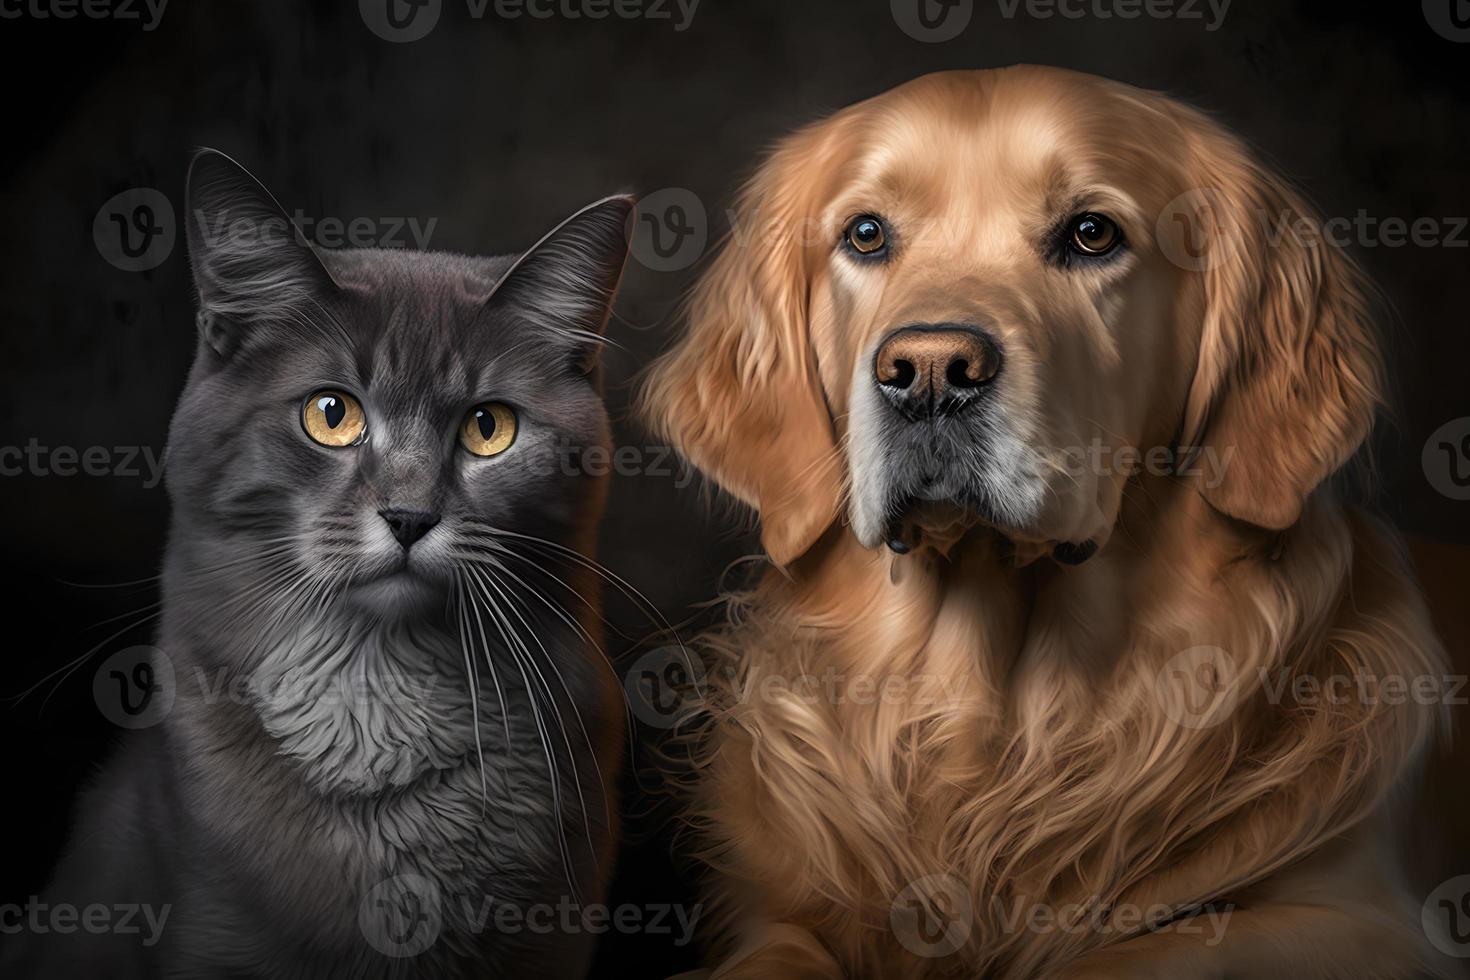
[379,508,440,549]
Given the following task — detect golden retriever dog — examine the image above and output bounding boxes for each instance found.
[639,67,1455,978]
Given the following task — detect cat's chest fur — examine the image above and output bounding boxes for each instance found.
[157,606,603,975]
[243,612,486,795]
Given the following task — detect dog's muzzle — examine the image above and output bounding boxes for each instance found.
[866,323,1096,564]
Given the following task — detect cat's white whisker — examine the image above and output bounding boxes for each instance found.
[462,563,584,904]
[475,563,610,867]
[10,609,165,709]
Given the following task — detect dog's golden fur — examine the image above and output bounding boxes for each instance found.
[640,67,1452,978]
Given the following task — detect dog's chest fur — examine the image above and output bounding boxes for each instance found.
[688,514,1431,977]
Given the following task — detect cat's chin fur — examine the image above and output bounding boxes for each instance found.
[246,608,480,795]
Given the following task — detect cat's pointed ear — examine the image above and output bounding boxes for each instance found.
[184,148,339,357]
[487,194,636,373]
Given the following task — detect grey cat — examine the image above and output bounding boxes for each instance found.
[9,150,633,978]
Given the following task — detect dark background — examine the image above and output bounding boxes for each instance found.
[1,1,1466,975]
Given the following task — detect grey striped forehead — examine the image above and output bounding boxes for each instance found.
[317,247,531,411]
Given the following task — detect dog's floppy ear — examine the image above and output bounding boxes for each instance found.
[1172,117,1384,531]
[639,118,857,565]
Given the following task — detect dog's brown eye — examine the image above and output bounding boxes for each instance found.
[845,215,887,255]
[1069,213,1122,256]
[302,390,366,447]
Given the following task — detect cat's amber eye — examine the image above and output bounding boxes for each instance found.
[460,402,517,457]
[302,390,366,447]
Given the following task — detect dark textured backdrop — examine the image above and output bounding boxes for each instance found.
[1,0,1466,974]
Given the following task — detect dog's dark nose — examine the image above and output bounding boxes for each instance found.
[379,508,440,549]
[874,324,1001,416]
